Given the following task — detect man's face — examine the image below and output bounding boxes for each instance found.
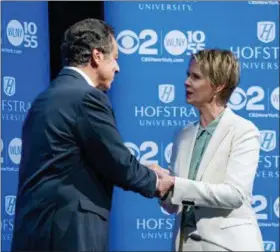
[96,38,120,91]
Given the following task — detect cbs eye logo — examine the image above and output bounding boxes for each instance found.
[116,30,141,54]
[228,87,248,110]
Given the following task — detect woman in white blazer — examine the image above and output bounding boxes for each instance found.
[160,49,264,251]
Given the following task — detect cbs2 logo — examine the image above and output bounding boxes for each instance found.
[124,141,173,166]
[116,29,206,55]
[228,86,279,111]
[252,195,279,220]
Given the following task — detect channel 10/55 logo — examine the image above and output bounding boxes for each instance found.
[6,19,38,48]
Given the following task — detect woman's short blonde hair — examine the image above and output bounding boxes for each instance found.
[191,49,240,104]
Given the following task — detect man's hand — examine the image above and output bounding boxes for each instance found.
[147,164,175,198]
[148,163,170,175]
[156,171,175,199]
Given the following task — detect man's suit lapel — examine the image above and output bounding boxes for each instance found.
[195,107,235,181]
[177,122,199,179]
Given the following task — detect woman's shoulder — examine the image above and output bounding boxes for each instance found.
[172,120,199,142]
[230,110,260,135]
[181,120,199,132]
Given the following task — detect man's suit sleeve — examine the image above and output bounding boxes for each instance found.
[76,90,157,198]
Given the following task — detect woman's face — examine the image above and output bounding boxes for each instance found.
[184,59,216,108]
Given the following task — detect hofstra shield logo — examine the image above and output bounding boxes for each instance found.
[134,84,197,127]
[3,76,16,96]
[257,130,279,179]
[263,241,276,251]
[158,85,175,103]
[2,77,31,121]
[230,21,278,70]
[260,130,276,152]
[5,195,16,216]
[257,22,276,43]
[2,195,16,242]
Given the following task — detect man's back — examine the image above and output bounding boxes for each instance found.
[17,69,113,203]
[12,69,118,250]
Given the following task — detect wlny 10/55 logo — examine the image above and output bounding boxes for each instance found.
[2,19,38,54]
[6,19,38,48]
[1,138,22,172]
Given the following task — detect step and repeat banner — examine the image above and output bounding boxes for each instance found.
[105,1,279,251]
[1,2,50,251]
[0,1,278,252]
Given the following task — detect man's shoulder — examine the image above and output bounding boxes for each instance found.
[51,73,106,104]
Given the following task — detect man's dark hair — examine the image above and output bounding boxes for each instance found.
[60,18,115,66]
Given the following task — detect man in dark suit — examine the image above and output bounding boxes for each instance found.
[11,18,175,251]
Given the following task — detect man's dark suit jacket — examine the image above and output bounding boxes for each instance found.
[11,68,157,251]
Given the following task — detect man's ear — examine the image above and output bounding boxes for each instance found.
[91,48,103,66]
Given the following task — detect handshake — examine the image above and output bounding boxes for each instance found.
[147,164,175,199]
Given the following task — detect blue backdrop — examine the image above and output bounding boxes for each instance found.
[1,2,50,251]
[1,1,279,252]
[105,1,279,251]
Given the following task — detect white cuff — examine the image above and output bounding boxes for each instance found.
[155,171,159,189]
